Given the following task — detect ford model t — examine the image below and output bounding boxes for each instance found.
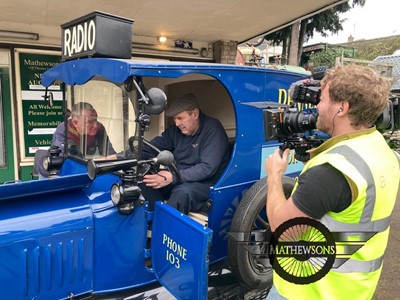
[3,12,399,300]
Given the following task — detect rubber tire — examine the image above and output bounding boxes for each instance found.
[228,176,296,289]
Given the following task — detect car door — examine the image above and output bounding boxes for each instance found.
[151,201,212,300]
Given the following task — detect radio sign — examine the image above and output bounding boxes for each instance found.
[61,11,133,61]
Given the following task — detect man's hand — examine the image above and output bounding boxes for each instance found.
[265,148,309,231]
[265,148,290,178]
[143,170,174,189]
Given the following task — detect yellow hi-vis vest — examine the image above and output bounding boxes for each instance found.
[274,130,400,300]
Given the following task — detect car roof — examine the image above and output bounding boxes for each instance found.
[41,58,309,86]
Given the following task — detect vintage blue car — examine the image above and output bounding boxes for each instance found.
[0,56,314,299]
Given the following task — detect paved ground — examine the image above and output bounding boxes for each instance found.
[123,189,400,300]
[374,189,400,300]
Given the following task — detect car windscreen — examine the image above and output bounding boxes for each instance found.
[64,79,136,161]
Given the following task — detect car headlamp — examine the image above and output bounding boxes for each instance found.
[110,183,141,206]
[111,183,122,206]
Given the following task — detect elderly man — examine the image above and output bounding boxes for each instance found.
[52,101,115,157]
[142,93,230,213]
[34,102,116,178]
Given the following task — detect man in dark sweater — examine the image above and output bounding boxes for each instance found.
[142,93,230,213]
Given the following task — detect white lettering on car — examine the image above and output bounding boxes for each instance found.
[162,233,188,269]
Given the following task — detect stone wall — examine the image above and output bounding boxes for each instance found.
[213,40,238,64]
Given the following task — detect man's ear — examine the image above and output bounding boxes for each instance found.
[193,108,200,118]
[340,101,350,113]
[71,118,79,127]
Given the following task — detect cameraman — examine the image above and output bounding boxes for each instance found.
[265,64,399,300]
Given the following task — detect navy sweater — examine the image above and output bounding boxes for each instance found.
[145,113,230,183]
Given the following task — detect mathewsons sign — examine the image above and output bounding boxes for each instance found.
[61,11,133,61]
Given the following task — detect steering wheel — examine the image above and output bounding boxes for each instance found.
[128,136,181,183]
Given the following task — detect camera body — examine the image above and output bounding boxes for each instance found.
[264,79,400,161]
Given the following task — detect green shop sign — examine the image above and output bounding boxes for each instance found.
[19,52,63,157]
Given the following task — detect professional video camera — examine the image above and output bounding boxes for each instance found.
[264,79,400,161]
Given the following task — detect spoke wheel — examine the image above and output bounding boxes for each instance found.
[270,217,336,284]
[228,176,295,289]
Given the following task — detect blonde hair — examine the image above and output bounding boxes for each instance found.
[321,64,391,127]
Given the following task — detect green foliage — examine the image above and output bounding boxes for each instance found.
[354,37,400,60]
[263,0,366,65]
[309,36,400,69]
[265,0,365,45]
[309,48,353,68]
[265,27,291,47]
[305,0,365,41]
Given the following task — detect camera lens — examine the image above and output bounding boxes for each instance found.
[290,81,321,105]
[282,111,318,134]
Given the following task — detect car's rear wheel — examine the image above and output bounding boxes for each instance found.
[228,176,295,289]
